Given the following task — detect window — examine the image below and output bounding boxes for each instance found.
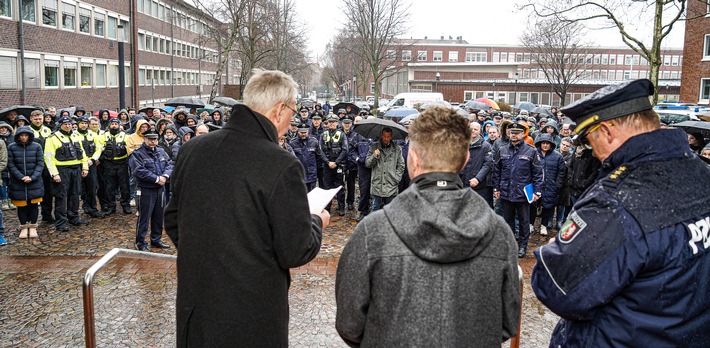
[25,58,40,89]
[401,50,411,61]
[492,52,499,62]
[138,68,145,85]
[137,0,143,13]
[95,63,105,87]
[159,38,164,54]
[448,51,458,62]
[138,33,145,50]
[0,0,10,17]
[616,54,623,65]
[61,2,74,30]
[108,65,118,87]
[0,57,17,89]
[63,61,76,87]
[94,13,104,36]
[153,37,159,52]
[671,71,678,79]
[80,63,91,86]
[700,79,710,102]
[107,16,116,39]
[159,4,164,20]
[516,53,523,62]
[663,55,671,66]
[160,70,165,84]
[151,1,157,17]
[120,20,129,42]
[22,0,34,21]
[500,52,507,62]
[601,55,608,65]
[594,54,600,64]
[165,40,170,54]
[609,55,616,65]
[42,0,57,26]
[386,50,395,60]
[143,0,149,14]
[44,59,59,87]
[466,52,486,62]
[672,55,680,66]
[79,7,90,33]
[145,34,152,51]
[433,51,442,61]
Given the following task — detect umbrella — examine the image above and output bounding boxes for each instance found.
[672,121,710,139]
[383,108,419,118]
[212,96,240,107]
[0,105,40,121]
[473,98,500,110]
[455,108,474,120]
[197,105,216,114]
[463,101,491,110]
[531,107,553,117]
[93,110,119,118]
[332,102,360,115]
[419,100,451,110]
[57,106,76,117]
[139,106,167,114]
[399,113,420,125]
[353,118,408,140]
[165,96,205,108]
[514,102,536,111]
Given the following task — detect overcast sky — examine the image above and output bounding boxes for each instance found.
[295,0,686,61]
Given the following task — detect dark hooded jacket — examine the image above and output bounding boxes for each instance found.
[567,147,602,197]
[172,126,194,161]
[335,172,520,346]
[74,106,87,118]
[460,136,494,190]
[535,134,566,208]
[535,119,561,148]
[173,110,189,128]
[208,109,224,127]
[159,124,179,160]
[13,115,29,129]
[98,109,111,130]
[118,109,131,133]
[7,126,44,201]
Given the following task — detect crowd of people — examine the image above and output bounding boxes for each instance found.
[0,105,222,247]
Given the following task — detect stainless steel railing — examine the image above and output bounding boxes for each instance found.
[82,248,176,348]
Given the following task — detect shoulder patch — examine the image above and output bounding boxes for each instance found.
[558,211,587,244]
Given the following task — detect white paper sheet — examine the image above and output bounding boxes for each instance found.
[307,186,343,214]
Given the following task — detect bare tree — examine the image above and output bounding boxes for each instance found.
[520,0,708,104]
[340,0,412,108]
[521,21,590,106]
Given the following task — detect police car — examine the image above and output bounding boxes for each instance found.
[653,102,704,125]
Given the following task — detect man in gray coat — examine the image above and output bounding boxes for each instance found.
[365,128,404,211]
[336,106,520,347]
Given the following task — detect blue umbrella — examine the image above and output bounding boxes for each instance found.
[514,102,536,111]
[383,108,419,118]
[464,101,490,110]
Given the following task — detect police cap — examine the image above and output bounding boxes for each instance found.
[311,114,322,120]
[143,128,159,139]
[58,116,72,124]
[561,78,653,136]
[77,116,89,124]
[290,117,300,126]
[297,123,309,132]
[299,106,309,112]
[342,117,353,124]
[327,115,339,122]
[508,123,526,133]
[109,117,121,124]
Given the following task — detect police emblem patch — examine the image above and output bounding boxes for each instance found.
[558,211,587,244]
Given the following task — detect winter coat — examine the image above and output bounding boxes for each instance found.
[350,133,373,166]
[335,172,520,347]
[460,136,493,190]
[493,140,543,203]
[165,103,323,347]
[172,126,194,161]
[158,125,179,161]
[7,126,44,201]
[128,143,173,189]
[343,129,358,171]
[366,141,404,197]
[482,120,496,140]
[535,119,562,148]
[290,135,320,184]
[558,150,573,206]
[126,119,148,155]
[567,148,602,197]
[535,134,566,208]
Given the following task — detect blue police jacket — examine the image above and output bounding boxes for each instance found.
[492,140,543,202]
[350,133,373,166]
[290,135,319,184]
[128,143,173,189]
[531,128,710,347]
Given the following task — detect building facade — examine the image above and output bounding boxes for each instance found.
[0,0,221,113]
[375,38,682,107]
[680,1,710,105]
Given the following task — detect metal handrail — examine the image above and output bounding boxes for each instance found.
[509,265,524,348]
[82,248,177,348]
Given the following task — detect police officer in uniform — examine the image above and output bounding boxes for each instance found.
[342,117,358,210]
[531,79,710,347]
[44,116,89,232]
[290,123,320,192]
[310,114,325,187]
[319,115,348,215]
[101,118,132,215]
[76,116,104,218]
[129,128,173,251]
[285,117,300,142]
[28,110,54,223]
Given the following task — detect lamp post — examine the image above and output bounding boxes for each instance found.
[117,24,126,110]
[513,72,519,106]
[353,76,357,101]
[492,81,496,101]
[435,71,440,93]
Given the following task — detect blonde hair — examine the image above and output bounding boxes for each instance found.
[243,69,298,114]
[409,106,471,173]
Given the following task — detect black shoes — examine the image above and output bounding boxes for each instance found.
[518,247,527,258]
[42,216,55,223]
[355,213,366,222]
[56,225,69,232]
[122,207,132,215]
[338,208,345,216]
[136,243,148,251]
[103,209,115,216]
[151,241,171,249]
[347,204,354,210]
[88,211,105,218]
[69,219,90,226]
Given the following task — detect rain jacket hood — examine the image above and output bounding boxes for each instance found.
[178,126,194,142]
[134,119,148,136]
[13,125,35,143]
[535,133,557,151]
[0,121,14,134]
[13,115,29,127]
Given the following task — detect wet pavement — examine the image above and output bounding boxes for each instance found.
[0,204,559,347]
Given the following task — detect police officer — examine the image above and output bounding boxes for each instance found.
[101,118,131,215]
[350,117,373,222]
[310,114,325,187]
[285,117,300,142]
[290,123,320,192]
[341,117,357,210]
[129,128,173,251]
[319,115,348,215]
[44,116,89,232]
[28,110,54,223]
[531,79,710,347]
[76,116,104,219]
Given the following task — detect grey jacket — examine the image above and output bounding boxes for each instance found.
[365,141,404,197]
[335,173,520,347]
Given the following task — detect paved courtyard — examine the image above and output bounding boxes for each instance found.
[0,204,559,347]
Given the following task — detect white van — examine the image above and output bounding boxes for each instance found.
[378,92,444,114]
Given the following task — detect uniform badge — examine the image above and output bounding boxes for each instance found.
[558,211,587,244]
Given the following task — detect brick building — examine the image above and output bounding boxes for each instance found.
[0,0,221,113]
[680,1,710,104]
[369,38,682,107]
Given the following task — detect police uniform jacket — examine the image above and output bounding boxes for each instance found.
[29,123,52,149]
[76,129,103,162]
[531,129,710,347]
[101,130,129,161]
[319,129,348,165]
[290,135,320,184]
[343,129,358,171]
[350,133,373,166]
[44,130,88,177]
[129,143,173,189]
[492,141,543,202]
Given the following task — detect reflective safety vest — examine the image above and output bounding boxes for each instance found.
[77,130,103,160]
[103,131,129,161]
[30,124,53,148]
[44,131,89,177]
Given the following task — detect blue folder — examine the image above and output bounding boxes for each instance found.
[524,183,535,203]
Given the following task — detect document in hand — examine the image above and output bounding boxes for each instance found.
[524,183,534,204]
[307,186,343,214]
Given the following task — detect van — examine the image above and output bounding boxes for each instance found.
[378,92,444,114]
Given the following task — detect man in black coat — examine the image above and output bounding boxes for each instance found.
[460,122,494,208]
[165,69,330,347]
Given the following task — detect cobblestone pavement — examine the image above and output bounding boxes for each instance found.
[0,204,559,347]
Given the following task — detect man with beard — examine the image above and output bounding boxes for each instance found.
[76,116,104,219]
[101,118,132,215]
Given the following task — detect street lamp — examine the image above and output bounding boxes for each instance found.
[117,24,126,110]
[492,82,496,101]
[435,72,440,93]
[513,72,519,106]
[353,76,357,101]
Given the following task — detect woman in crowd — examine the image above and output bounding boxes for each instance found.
[7,126,44,239]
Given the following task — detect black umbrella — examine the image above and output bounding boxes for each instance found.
[353,118,408,140]
[139,106,167,114]
[531,107,553,117]
[206,123,223,131]
[673,121,710,139]
[212,96,240,107]
[0,105,40,121]
[332,102,360,115]
[164,96,206,108]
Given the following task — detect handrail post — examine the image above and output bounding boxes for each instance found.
[510,265,524,348]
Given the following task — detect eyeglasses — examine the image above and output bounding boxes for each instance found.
[577,122,611,149]
[284,103,298,115]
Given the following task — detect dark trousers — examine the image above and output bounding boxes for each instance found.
[345,166,357,205]
[317,165,324,188]
[474,186,494,208]
[40,168,54,219]
[357,163,371,215]
[52,165,82,228]
[398,172,410,193]
[502,199,531,249]
[322,166,344,211]
[135,187,165,247]
[540,207,555,227]
[96,162,110,210]
[103,160,130,211]
[18,203,39,225]
[305,181,316,192]
[81,164,99,213]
